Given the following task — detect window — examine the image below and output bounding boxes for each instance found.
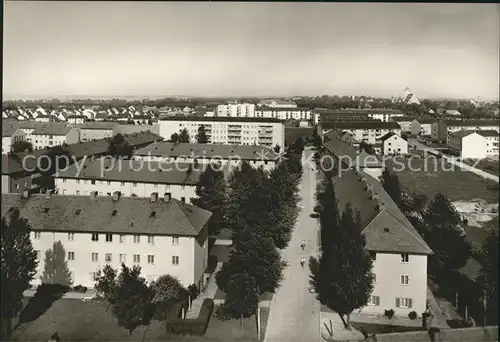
[68,252,75,260]
[91,272,98,281]
[107,181,111,185]
[106,234,113,242]
[400,275,410,285]
[76,190,80,195]
[133,182,137,187]
[119,234,125,243]
[148,255,155,264]
[133,235,140,243]
[172,256,179,266]
[76,179,80,184]
[107,192,111,196]
[34,232,41,239]
[181,185,185,190]
[84,180,88,184]
[105,253,112,263]
[172,237,179,245]
[133,254,140,264]
[119,254,126,263]
[396,297,412,308]
[91,233,99,241]
[92,253,98,262]
[181,197,186,203]
[401,253,410,263]
[148,236,154,244]
[368,295,380,306]
[154,183,158,188]
[74,209,81,216]
[91,180,96,185]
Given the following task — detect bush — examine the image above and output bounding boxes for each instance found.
[313,204,322,213]
[205,255,218,274]
[408,311,417,320]
[166,298,214,336]
[310,213,319,218]
[384,309,395,319]
[72,285,88,293]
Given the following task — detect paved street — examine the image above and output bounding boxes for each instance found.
[264,147,321,342]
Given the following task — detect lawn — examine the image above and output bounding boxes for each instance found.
[285,127,313,146]
[12,298,269,342]
[386,157,499,203]
[462,158,500,176]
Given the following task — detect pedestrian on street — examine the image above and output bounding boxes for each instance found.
[300,257,306,268]
[301,240,306,250]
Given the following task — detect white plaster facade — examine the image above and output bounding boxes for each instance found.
[342,128,402,145]
[133,155,276,171]
[54,178,197,203]
[31,128,80,150]
[30,230,208,289]
[254,108,314,123]
[381,134,408,155]
[367,113,405,122]
[159,118,285,147]
[448,132,489,159]
[217,103,256,118]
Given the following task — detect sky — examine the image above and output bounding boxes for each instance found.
[3,2,499,100]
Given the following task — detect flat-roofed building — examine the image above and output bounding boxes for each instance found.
[254,107,314,123]
[31,125,80,150]
[1,192,212,289]
[431,119,500,143]
[159,117,285,148]
[411,118,437,136]
[322,121,401,145]
[74,122,116,142]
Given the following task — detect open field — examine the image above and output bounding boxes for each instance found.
[386,157,499,203]
[12,297,268,342]
[462,158,500,176]
[285,127,313,145]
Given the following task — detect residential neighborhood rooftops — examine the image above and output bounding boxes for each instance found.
[133,142,280,161]
[159,116,284,123]
[74,122,117,130]
[332,170,433,254]
[31,125,75,136]
[442,119,500,127]
[322,121,401,130]
[1,193,212,237]
[412,118,438,124]
[2,122,23,137]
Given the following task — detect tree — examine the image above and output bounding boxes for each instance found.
[476,228,499,325]
[170,133,179,143]
[196,125,209,143]
[1,208,38,339]
[150,274,187,320]
[220,272,259,321]
[192,164,227,236]
[40,241,73,287]
[216,234,283,295]
[111,264,152,335]
[310,182,374,329]
[11,140,33,153]
[178,128,190,143]
[95,265,118,310]
[290,137,305,154]
[381,168,403,208]
[108,133,133,158]
[421,193,471,275]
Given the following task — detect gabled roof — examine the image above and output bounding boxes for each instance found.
[2,122,23,137]
[323,121,401,130]
[31,124,74,136]
[449,130,477,138]
[377,132,405,143]
[332,170,433,254]
[442,119,499,127]
[413,118,438,124]
[1,193,212,237]
[134,142,279,161]
[75,122,117,130]
[477,130,499,137]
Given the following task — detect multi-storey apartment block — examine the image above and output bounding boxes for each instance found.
[377,132,408,155]
[2,123,26,155]
[448,130,499,159]
[411,118,437,137]
[431,119,500,143]
[54,158,207,203]
[159,117,285,148]
[332,170,433,316]
[2,192,212,289]
[30,125,80,150]
[74,122,116,141]
[323,122,401,145]
[390,116,417,132]
[216,103,256,117]
[133,142,280,171]
[254,107,314,123]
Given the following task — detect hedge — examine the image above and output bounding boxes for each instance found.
[166,298,214,336]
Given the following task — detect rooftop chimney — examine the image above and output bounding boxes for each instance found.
[164,192,171,203]
[112,191,121,202]
[150,192,158,203]
[90,191,98,198]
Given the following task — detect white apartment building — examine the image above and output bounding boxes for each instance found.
[411,118,437,136]
[254,107,315,123]
[2,192,212,289]
[432,119,500,143]
[31,125,80,150]
[367,111,405,122]
[159,117,285,148]
[448,130,498,159]
[324,122,402,145]
[333,170,432,316]
[74,122,116,142]
[377,132,408,155]
[2,123,26,155]
[54,158,203,203]
[390,116,417,132]
[216,103,256,118]
[479,130,499,156]
[133,142,280,171]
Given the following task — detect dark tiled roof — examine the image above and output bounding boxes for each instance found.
[392,116,418,122]
[378,132,397,142]
[75,122,117,130]
[31,124,74,135]
[449,130,476,138]
[55,158,203,185]
[255,107,311,112]
[159,116,284,123]
[1,193,211,237]
[2,122,22,137]
[442,119,499,127]
[413,118,438,124]
[323,121,401,130]
[122,131,163,146]
[332,170,433,254]
[323,137,357,168]
[477,130,499,137]
[134,142,279,161]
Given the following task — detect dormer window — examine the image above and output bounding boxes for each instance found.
[75,209,81,216]
[111,210,117,216]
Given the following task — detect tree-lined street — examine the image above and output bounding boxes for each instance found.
[264,147,320,342]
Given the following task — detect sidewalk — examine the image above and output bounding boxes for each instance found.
[185,262,222,319]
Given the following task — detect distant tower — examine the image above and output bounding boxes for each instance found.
[404,87,420,105]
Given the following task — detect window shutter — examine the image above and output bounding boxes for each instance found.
[396,297,400,308]
[409,298,413,308]
[400,275,404,284]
